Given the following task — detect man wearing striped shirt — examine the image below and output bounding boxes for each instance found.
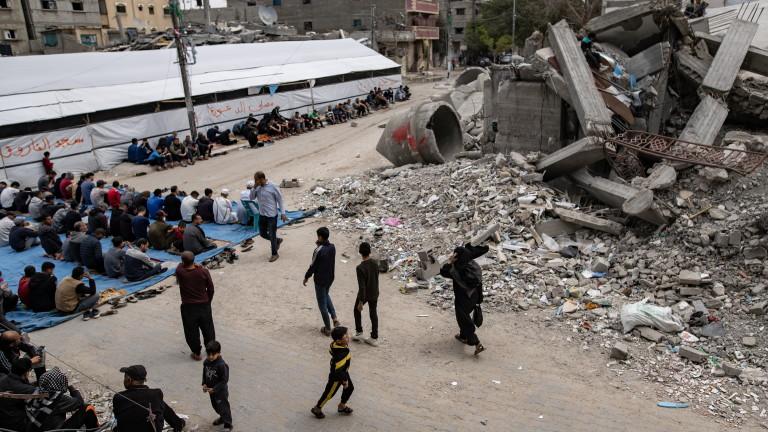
[251,171,287,262]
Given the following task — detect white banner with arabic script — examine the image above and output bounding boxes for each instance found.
[0,127,99,184]
[1,75,401,187]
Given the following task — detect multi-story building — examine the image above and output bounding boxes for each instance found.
[183,0,441,72]
[441,0,480,63]
[0,0,103,55]
[98,0,174,45]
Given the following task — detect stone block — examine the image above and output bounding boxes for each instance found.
[680,287,704,297]
[678,270,702,285]
[591,257,610,273]
[610,342,629,360]
[639,327,665,343]
[721,361,743,377]
[679,345,708,363]
[743,336,758,347]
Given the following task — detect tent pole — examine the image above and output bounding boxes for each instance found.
[309,80,315,111]
[0,148,9,180]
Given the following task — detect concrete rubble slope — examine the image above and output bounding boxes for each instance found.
[701,20,759,94]
[697,31,768,78]
[628,42,671,79]
[554,207,624,235]
[536,137,606,180]
[547,20,614,137]
[570,168,668,225]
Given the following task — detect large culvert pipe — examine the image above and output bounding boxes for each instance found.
[454,67,489,87]
[376,101,463,167]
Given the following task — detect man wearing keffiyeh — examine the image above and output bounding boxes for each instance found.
[27,367,98,432]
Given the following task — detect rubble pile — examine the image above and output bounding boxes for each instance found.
[304,140,768,423]
[101,21,343,51]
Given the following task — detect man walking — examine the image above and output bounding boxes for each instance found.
[176,251,216,361]
[252,171,287,262]
[353,242,379,346]
[303,227,338,336]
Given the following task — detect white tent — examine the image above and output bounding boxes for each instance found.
[0,39,401,186]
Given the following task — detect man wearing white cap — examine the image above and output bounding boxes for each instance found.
[213,189,238,224]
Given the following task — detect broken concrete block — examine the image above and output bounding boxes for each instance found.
[708,207,729,220]
[729,231,742,246]
[744,246,767,259]
[692,299,708,315]
[591,257,610,273]
[699,167,729,183]
[639,327,665,343]
[415,251,441,281]
[554,208,623,236]
[536,137,605,180]
[701,20,759,94]
[721,361,743,377]
[628,42,671,79]
[700,322,725,338]
[470,223,500,246]
[677,95,730,148]
[585,2,656,34]
[743,336,758,347]
[642,164,677,190]
[610,342,629,360]
[748,301,768,315]
[280,178,301,188]
[678,270,703,285]
[679,345,708,363]
[535,219,580,237]
[680,287,704,297]
[547,20,613,137]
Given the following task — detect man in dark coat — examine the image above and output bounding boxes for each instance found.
[440,243,488,356]
[113,365,185,432]
[303,227,338,336]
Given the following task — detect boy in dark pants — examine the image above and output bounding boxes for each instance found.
[311,326,354,419]
[203,341,233,431]
[353,242,379,346]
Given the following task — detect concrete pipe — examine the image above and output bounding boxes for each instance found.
[376,101,464,167]
[454,67,489,87]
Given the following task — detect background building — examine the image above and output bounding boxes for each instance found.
[183,0,441,72]
[98,0,174,45]
[441,0,480,64]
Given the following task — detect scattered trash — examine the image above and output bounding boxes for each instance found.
[657,402,689,409]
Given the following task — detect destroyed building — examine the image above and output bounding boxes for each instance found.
[310,1,768,426]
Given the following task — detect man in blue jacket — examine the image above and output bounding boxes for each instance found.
[303,227,338,336]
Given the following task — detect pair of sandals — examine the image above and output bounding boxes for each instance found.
[311,406,353,419]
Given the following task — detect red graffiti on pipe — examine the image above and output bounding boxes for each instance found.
[391,123,426,151]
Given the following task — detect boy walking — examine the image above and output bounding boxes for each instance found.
[311,326,354,419]
[203,341,233,431]
[353,242,379,346]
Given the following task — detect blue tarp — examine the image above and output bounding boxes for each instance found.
[3,210,308,332]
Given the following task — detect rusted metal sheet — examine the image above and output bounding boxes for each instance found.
[606,131,768,175]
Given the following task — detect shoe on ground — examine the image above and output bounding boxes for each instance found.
[474,343,486,356]
[269,254,279,262]
[82,312,90,321]
[352,332,363,342]
[364,337,379,347]
[311,406,325,419]
[212,417,223,425]
[190,353,203,361]
[320,327,331,337]
[333,319,341,327]
[223,425,233,431]
[90,309,101,319]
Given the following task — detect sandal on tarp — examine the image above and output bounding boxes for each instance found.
[337,406,353,415]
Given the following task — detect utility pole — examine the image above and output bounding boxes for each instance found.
[370,3,377,52]
[511,0,517,50]
[170,0,197,137]
[203,0,213,33]
[446,8,452,77]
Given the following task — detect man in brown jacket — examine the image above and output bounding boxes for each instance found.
[55,266,100,320]
[175,251,216,361]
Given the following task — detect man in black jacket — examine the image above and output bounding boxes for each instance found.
[303,227,338,336]
[440,243,488,356]
[113,365,185,432]
[164,186,182,221]
[60,202,82,235]
[0,357,37,432]
[28,261,58,312]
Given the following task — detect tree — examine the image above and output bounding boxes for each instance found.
[494,34,514,53]
[465,22,494,59]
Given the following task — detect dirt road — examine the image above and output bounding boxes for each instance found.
[31,81,751,431]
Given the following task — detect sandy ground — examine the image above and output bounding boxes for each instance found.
[30,81,759,431]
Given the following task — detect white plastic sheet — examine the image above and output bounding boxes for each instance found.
[620,299,685,334]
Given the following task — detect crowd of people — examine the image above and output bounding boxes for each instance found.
[127,86,411,171]
[0,82,495,431]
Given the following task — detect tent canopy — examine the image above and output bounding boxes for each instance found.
[0,38,400,127]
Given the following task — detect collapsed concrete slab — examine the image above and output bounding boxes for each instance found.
[697,31,768,78]
[548,20,614,137]
[455,67,489,87]
[585,2,656,35]
[376,101,463,166]
[554,208,624,235]
[701,20,759,95]
[536,137,605,180]
[570,168,668,225]
[628,42,671,79]
[677,95,729,146]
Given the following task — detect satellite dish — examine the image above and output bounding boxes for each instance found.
[257,5,278,26]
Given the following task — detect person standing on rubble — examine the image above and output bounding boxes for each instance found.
[440,243,488,356]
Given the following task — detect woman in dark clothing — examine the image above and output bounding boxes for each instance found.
[27,367,99,432]
[440,243,488,356]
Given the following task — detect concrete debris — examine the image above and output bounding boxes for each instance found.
[679,345,708,363]
[610,342,629,360]
[553,208,623,236]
